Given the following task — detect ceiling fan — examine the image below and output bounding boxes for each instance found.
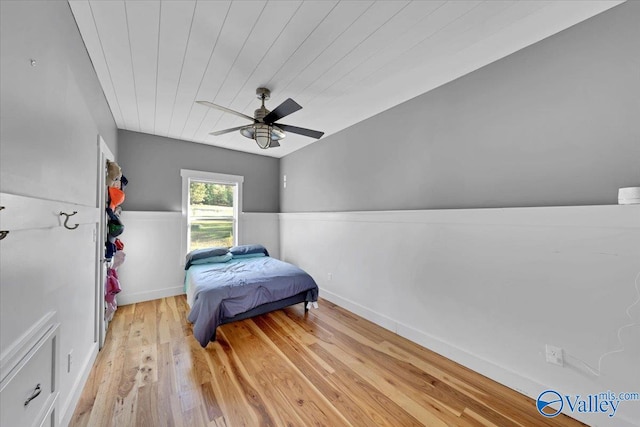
[197,88,324,149]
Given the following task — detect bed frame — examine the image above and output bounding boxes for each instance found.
[210,291,310,341]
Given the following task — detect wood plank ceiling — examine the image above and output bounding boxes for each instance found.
[69,0,622,158]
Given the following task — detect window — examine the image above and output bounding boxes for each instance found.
[181,170,243,259]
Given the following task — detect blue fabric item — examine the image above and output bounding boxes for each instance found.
[229,244,269,257]
[105,241,116,260]
[232,253,266,260]
[187,256,318,346]
[106,207,119,221]
[185,246,229,269]
[190,253,233,266]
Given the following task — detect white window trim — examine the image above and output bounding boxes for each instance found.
[180,169,244,265]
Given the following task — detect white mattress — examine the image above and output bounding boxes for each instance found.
[185,270,196,308]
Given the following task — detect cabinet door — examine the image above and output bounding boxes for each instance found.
[1,324,58,427]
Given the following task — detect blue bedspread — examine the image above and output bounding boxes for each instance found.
[186,257,318,346]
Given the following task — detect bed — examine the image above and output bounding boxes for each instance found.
[184,244,319,346]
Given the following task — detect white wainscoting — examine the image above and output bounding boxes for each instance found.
[117,211,280,305]
[238,212,280,259]
[116,212,185,305]
[0,192,101,427]
[279,205,640,427]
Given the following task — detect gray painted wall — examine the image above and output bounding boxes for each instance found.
[118,130,280,212]
[281,2,640,213]
[1,1,117,205]
[1,1,118,424]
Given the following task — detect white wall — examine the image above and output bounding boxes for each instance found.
[0,2,117,425]
[117,211,279,305]
[239,213,280,260]
[279,205,640,427]
[0,195,101,427]
[114,212,185,305]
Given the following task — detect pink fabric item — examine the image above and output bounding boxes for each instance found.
[105,268,122,304]
[112,251,126,270]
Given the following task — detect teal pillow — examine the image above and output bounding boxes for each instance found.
[190,252,232,265]
[186,246,229,263]
[232,253,266,260]
[229,244,269,257]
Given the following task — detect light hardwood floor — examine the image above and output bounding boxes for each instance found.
[69,296,584,426]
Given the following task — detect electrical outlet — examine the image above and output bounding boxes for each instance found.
[545,344,563,366]
[67,350,73,373]
[327,272,333,281]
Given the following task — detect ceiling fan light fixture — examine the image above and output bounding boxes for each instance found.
[240,124,285,149]
[255,124,271,149]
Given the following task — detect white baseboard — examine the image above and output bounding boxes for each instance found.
[394,320,544,398]
[319,288,640,427]
[320,288,541,395]
[59,342,98,427]
[117,286,185,306]
[320,288,399,334]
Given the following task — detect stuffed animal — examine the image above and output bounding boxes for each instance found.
[106,160,122,187]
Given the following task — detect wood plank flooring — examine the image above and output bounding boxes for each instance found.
[69,296,585,426]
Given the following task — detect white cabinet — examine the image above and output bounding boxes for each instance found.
[1,322,59,427]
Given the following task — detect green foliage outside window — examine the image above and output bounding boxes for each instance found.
[188,181,235,251]
[189,182,233,207]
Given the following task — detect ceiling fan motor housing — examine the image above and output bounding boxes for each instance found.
[254,106,269,122]
[254,87,271,122]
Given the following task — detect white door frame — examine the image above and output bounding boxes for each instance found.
[96,136,114,348]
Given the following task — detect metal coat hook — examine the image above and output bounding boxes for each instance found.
[60,211,79,230]
[0,206,7,240]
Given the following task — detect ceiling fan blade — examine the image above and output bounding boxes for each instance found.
[196,100,255,122]
[263,98,302,124]
[209,125,250,136]
[276,123,324,139]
